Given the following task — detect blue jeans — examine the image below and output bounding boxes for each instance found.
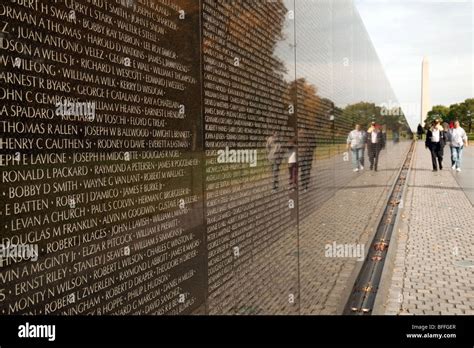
[452,146,464,169]
[351,148,364,169]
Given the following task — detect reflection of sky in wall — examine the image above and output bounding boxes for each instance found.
[355,0,473,130]
[273,0,296,83]
[274,0,399,110]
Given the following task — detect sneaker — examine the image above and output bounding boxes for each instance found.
[353,168,359,172]
[452,165,456,170]
[359,165,364,170]
[456,168,461,172]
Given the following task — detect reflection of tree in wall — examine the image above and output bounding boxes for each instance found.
[202,0,299,315]
[289,78,319,192]
[342,102,410,137]
[289,78,320,146]
[289,78,344,146]
[202,0,292,140]
[342,102,380,129]
[226,1,289,76]
[229,0,292,117]
[202,0,288,74]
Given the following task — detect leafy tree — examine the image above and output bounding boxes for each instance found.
[342,102,379,129]
[459,98,474,132]
[342,102,408,133]
[426,105,450,126]
[426,99,474,132]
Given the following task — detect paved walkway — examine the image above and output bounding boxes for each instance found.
[451,145,474,206]
[207,141,412,314]
[382,141,474,315]
[299,141,411,314]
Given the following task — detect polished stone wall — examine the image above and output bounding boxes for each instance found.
[0,0,410,315]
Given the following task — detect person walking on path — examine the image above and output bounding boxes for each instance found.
[425,119,447,172]
[367,122,385,172]
[266,131,284,192]
[449,120,469,172]
[445,122,455,167]
[346,124,366,172]
[417,124,424,140]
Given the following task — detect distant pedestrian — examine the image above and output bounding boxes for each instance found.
[288,136,298,191]
[449,121,469,172]
[417,124,424,140]
[266,131,284,192]
[367,122,385,171]
[425,119,447,172]
[346,124,366,172]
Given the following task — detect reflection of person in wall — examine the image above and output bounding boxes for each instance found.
[392,125,400,144]
[367,122,385,172]
[425,119,447,172]
[288,136,298,192]
[266,131,284,192]
[298,128,316,192]
[346,124,366,172]
[417,124,424,140]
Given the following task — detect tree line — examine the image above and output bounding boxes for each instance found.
[426,98,474,133]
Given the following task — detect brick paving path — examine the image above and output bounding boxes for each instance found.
[299,141,411,314]
[207,141,412,314]
[382,141,474,315]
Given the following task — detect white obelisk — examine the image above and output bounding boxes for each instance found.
[420,57,431,125]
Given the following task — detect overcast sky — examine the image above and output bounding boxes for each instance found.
[355,0,473,129]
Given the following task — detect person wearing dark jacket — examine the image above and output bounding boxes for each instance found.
[417,124,424,140]
[366,122,385,172]
[425,119,447,171]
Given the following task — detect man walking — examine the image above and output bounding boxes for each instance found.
[449,120,469,172]
[367,122,385,172]
[417,124,424,140]
[425,119,447,172]
[346,124,366,172]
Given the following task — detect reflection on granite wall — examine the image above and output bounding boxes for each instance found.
[0,0,411,315]
[202,0,299,314]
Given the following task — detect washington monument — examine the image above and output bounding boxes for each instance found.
[420,57,431,125]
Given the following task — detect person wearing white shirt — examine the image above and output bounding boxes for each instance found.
[288,136,297,191]
[346,124,367,172]
[449,121,469,172]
